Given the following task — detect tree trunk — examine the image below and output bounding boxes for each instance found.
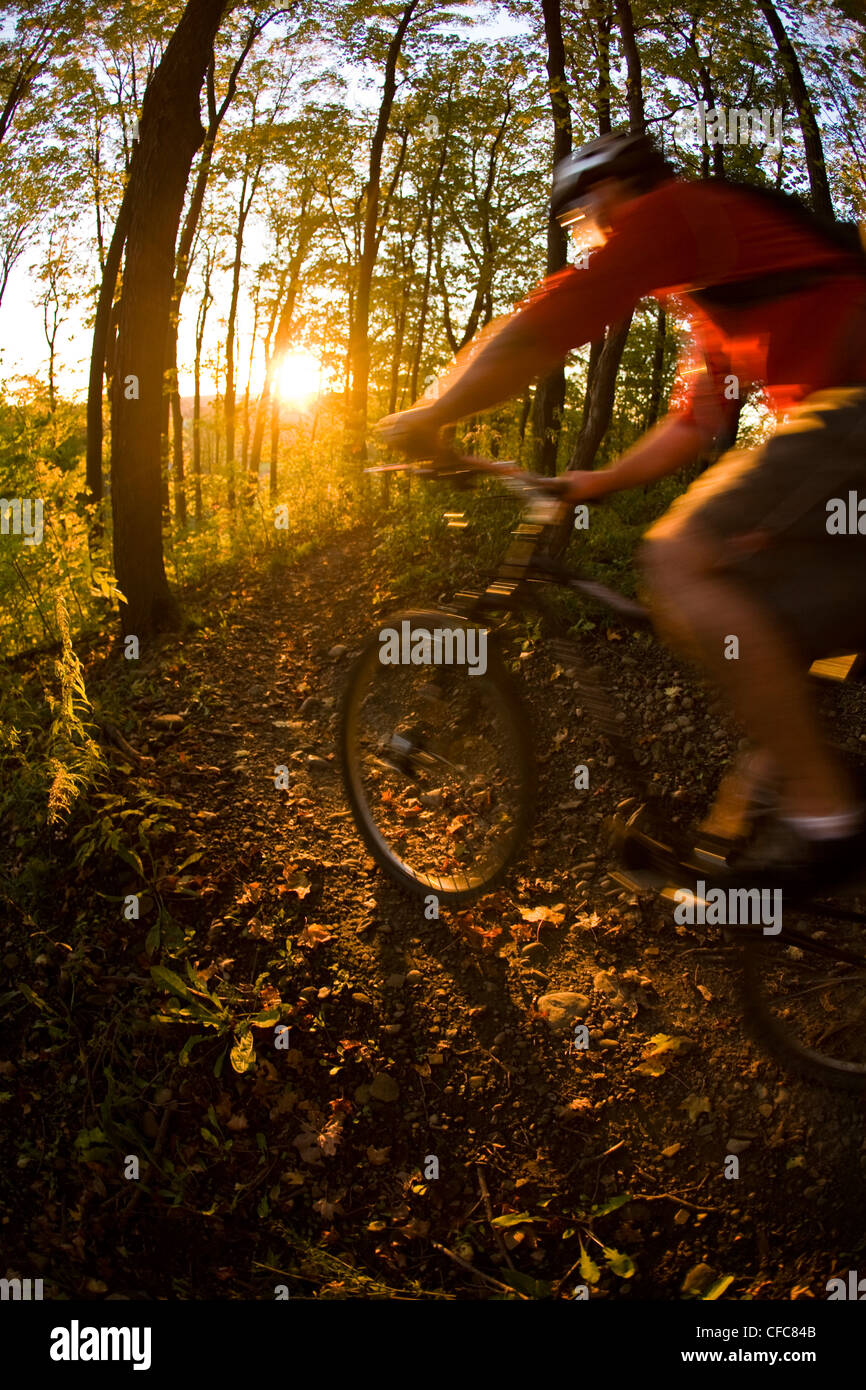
[224,181,248,509]
[532,0,572,476]
[388,300,406,415]
[697,58,725,177]
[192,254,212,524]
[192,365,203,523]
[224,150,265,506]
[756,0,833,220]
[241,282,260,484]
[110,0,227,637]
[346,0,419,471]
[408,97,451,403]
[269,398,280,500]
[86,192,133,503]
[594,4,612,136]
[569,0,643,472]
[644,303,667,430]
[614,0,645,133]
[171,378,187,528]
[160,26,261,468]
[518,389,532,443]
[248,224,312,481]
[570,313,633,469]
[571,4,612,472]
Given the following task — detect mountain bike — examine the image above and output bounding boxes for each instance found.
[338,452,866,1090]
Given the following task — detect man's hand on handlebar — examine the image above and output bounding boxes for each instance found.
[535,469,610,504]
[374,404,443,461]
[374,405,609,504]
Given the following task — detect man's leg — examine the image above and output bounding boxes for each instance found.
[640,521,858,821]
[698,745,777,844]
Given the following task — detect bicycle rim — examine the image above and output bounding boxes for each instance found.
[740,900,866,1090]
[339,611,535,903]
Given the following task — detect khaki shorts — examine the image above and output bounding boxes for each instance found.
[646,387,866,663]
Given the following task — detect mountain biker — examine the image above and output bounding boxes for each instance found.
[376,130,866,895]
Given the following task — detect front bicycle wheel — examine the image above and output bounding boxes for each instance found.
[740,897,866,1091]
[338,609,535,904]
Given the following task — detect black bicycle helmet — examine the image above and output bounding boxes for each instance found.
[551,131,672,224]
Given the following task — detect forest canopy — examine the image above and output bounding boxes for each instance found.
[0,0,864,649]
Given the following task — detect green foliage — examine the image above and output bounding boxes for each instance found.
[149,963,282,1077]
[45,594,103,824]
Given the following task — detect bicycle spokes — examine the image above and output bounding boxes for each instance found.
[743,901,866,1084]
[342,644,531,898]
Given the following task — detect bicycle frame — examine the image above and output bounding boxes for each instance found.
[417,476,661,808]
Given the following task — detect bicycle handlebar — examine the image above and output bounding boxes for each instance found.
[365,447,571,505]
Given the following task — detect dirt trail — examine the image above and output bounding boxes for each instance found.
[4,531,865,1300]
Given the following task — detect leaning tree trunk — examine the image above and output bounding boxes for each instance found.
[570,313,634,469]
[756,0,833,220]
[160,26,261,473]
[192,255,212,524]
[532,0,573,476]
[109,0,227,637]
[86,192,133,503]
[248,236,309,482]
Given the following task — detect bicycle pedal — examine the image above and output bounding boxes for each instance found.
[691,837,734,874]
[371,754,416,779]
[608,864,670,895]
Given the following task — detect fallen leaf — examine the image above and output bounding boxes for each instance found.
[635,1059,668,1077]
[645,1033,692,1056]
[318,1116,344,1156]
[298,922,333,947]
[237,882,263,905]
[680,1093,711,1122]
[490,1211,537,1228]
[518,904,566,926]
[283,865,312,898]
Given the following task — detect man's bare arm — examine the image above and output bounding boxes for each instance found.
[426,318,564,423]
[376,315,563,454]
[558,413,709,502]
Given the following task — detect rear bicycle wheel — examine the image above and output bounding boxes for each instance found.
[740,896,866,1091]
[338,609,535,904]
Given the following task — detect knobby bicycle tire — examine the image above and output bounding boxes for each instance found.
[338,608,536,904]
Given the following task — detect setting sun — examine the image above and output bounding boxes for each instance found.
[276,347,321,410]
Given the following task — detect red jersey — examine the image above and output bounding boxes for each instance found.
[514,178,866,439]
